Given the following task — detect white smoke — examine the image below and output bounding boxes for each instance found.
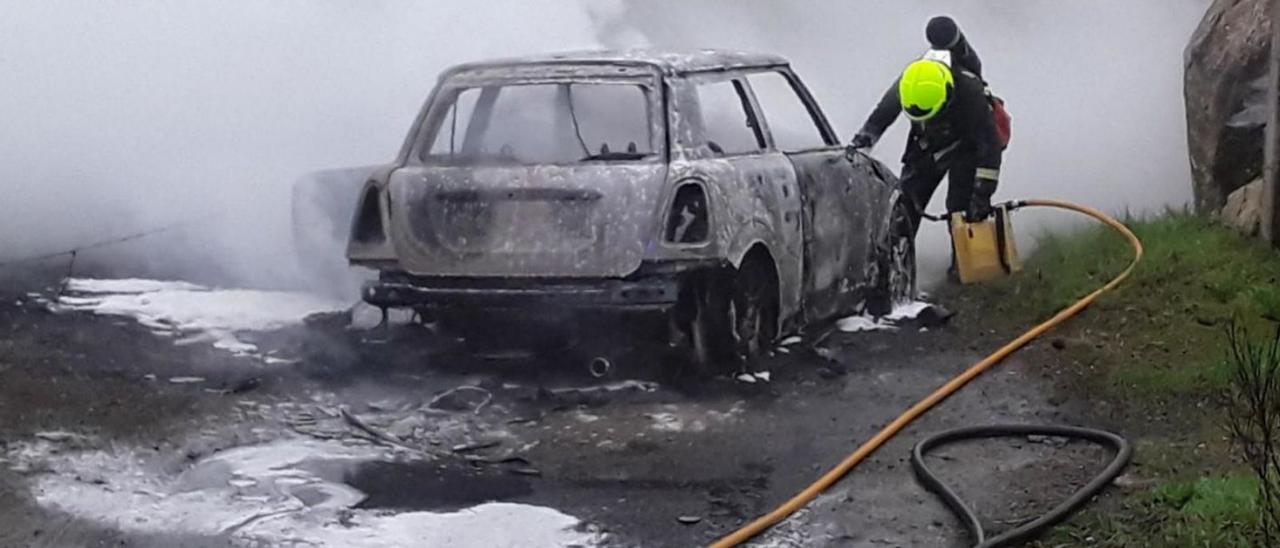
[0,0,604,288]
[0,1,1210,290]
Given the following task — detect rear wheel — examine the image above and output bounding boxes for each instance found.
[868,202,918,316]
[686,254,779,375]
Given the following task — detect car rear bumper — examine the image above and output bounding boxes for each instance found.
[362,275,681,311]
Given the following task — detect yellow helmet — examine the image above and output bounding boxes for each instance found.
[898,59,954,122]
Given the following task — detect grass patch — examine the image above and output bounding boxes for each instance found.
[1156,476,1257,524]
[953,211,1280,401]
[1044,476,1260,547]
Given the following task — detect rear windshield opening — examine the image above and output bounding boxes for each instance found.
[421,82,655,165]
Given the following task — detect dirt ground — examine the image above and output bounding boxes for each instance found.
[0,266,1121,548]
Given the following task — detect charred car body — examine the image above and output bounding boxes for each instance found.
[347,50,915,370]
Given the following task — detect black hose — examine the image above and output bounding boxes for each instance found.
[910,424,1133,548]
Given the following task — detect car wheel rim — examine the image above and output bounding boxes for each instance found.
[888,218,916,304]
[733,295,761,360]
[734,266,776,362]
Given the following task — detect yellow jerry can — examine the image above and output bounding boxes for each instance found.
[948,204,1021,284]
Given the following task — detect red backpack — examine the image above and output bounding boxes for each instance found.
[954,64,1011,149]
[991,96,1012,149]
[928,52,1011,149]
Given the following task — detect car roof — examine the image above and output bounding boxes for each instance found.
[444,49,791,76]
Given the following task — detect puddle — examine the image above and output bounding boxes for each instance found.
[345,460,533,511]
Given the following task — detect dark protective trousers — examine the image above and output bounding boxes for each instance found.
[900,148,976,236]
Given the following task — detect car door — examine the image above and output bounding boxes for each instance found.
[744,69,877,323]
[676,74,805,324]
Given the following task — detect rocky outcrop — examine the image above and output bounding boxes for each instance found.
[1185,0,1273,214]
[1220,177,1265,236]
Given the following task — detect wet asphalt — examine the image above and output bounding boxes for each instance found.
[0,277,1109,548]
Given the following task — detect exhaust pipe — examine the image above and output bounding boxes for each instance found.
[588,357,612,378]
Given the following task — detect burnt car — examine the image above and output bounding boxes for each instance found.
[346,50,915,371]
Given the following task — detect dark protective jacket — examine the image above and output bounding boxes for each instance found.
[943,35,982,80]
[857,69,1002,179]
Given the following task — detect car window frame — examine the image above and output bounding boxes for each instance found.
[742,69,841,153]
[684,72,771,159]
[409,76,665,167]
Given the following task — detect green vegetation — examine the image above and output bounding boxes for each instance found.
[1047,476,1260,547]
[1153,476,1261,546]
[943,211,1280,546]
[956,210,1280,401]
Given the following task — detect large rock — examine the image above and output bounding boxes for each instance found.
[1185,0,1273,214]
[1221,177,1266,236]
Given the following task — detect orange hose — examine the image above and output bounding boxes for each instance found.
[710,199,1143,547]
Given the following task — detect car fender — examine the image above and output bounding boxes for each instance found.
[872,187,907,251]
[727,221,772,269]
[853,150,904,256]
[728,220,805,329]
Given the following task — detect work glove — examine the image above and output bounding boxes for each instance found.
[966,175,998,222]
[844,132,877,162]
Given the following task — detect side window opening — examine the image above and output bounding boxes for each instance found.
[694,79,766,156]
[665,183,709,244]
[428,88,480,156]
[746,71,831,152]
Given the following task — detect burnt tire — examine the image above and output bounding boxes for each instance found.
[867,201,917,317]
[687,254,780,375]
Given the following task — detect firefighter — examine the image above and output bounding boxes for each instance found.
[846,56,1003,234]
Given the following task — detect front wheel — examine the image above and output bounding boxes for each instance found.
[867,202,918,316]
